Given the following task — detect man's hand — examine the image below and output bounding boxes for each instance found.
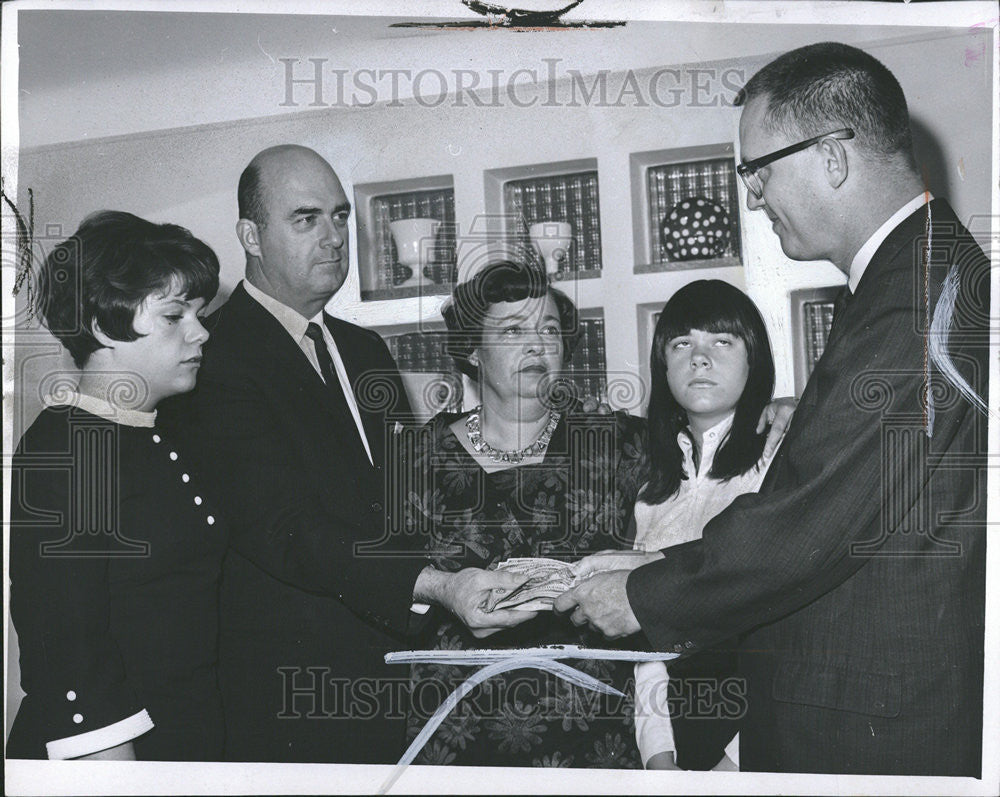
[553,570,640,638]
[571,549,664,579]
[756,396,798,458]
[414,566,538,638]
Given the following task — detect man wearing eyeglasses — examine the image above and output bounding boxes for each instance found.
[557,42,989,775]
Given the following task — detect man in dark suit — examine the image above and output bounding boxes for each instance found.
[556,43,989,776]
[160,145,531,762]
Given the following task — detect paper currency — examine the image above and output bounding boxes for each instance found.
[486,557,579,612]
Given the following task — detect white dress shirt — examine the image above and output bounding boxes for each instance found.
[848,192,932,293]
[631,413,772,768]
[243,279,373,465]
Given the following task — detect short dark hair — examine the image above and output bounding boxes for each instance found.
[736,41,914,163]
[442,260,579,380]
[38,210,220,368]
[641,280,775,504]
[237,159,268,227]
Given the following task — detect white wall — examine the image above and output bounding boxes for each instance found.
[17,12,930,148]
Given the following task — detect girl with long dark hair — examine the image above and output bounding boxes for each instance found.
[575,279,782,771]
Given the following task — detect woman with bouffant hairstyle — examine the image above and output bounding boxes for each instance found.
[403,259,648,769]
[8,210,227,761]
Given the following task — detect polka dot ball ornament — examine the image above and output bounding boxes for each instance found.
[660,196,732,261]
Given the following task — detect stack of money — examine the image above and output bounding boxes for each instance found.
[486,558,578,612]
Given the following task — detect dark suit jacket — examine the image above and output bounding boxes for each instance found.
[627,200,988,775]
[159,282,427,763]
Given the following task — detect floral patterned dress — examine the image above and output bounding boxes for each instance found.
[404,405,647,768]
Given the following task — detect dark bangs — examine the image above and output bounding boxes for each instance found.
[654,285,757,355]
[40,210,220,367]
[641,280,775,505]
[91,219,220,343]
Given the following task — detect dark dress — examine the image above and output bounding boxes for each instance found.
[8,404,227,760]
[403,406,646,768]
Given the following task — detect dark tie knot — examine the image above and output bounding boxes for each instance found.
[305,322,325,344]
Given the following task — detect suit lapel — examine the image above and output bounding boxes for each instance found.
[229,286,374,458]
[794,201,935,416]
[854,200,932,294]
[325,316,386,469]
[250,303,338,415]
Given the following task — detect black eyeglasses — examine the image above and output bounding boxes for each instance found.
[737,128,855,199]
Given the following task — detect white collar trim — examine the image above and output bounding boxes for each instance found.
[44,390,157,428]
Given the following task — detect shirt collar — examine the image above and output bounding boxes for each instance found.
[848,192,932,293]
[44,390,157,428]
[677,413,734,467]
[243,278,314,343]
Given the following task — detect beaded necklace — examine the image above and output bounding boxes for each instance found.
[464,406,560,464]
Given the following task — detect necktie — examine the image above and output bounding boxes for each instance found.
[305,322,340,389]
[832,285,853,327]
[304,321,367,457]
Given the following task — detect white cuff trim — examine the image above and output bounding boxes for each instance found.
[410,602,431,614]
[46,709,154,759]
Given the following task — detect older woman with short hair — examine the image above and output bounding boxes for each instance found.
[403,260,647,769]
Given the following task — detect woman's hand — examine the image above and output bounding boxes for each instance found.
[645,750,682,770]
[571,549,664,579]
[756,396,799,458]
[414,566,538,638]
